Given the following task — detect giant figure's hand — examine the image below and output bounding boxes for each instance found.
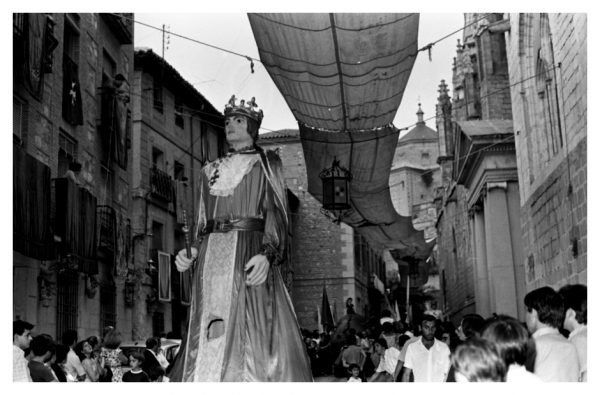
[175,247,198,272]
[245,254,270,286]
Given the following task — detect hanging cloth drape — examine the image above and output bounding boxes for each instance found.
[13,146,54,260]
[54,177,98,274]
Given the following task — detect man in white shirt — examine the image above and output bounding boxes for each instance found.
[524,286,579,382]
[559,284,587,382]
[13,320,34,382]
[401,314,450,382]
[62,329,86,381]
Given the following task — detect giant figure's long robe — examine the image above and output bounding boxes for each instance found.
[168,149,312,382]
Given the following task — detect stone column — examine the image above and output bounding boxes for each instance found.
[469,201,491,318]
[483,182,519,317]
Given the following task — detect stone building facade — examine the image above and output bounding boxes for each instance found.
[505,13,587,289]
[435,13,524,323]
[259,130,387,330]
[13,13,135,340]
[434,13,587,323]
[130,49,225,340]
[390,105,441,241]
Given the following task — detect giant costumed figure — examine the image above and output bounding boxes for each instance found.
[168,95,313,382]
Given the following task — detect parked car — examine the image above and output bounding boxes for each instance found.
[118,339,181,371]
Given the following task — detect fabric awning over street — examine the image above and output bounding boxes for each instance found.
[249,13,432,259]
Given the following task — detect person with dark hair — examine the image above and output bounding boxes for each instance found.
[123,352,150,382]
[368,338,401,382]
[28,334,57,382]
[13,319,34,382]
[341,333,366,375]
[62,329,86,381]
[401,314,450,382]
[169,96,311,382]
[142,337,165,381]
[451,338,506,382]
[347,363,363,382]
[559,284,587,381]
[380,321,399,350]
[456,313,485,342]
[100,329,127,382]
[524,286,579,381]
[481,315,541,382]
[50,344,70,382]
[75,339,104,382]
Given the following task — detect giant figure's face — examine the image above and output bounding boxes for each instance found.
[225,115,254,147]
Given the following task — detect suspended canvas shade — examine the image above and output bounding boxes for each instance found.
[249,13,432,259]
[248,13,419,131]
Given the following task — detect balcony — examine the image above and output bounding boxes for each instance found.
[100,13,133,45]
[150,166,173,202]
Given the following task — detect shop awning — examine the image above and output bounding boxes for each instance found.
[249,13,432,259]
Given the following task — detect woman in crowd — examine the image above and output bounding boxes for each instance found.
[75,339,105,382]
[99,329,127,382]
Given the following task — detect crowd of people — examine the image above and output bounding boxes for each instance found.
[13,283,586,383]
[300,283,586,383]
[13,325,172,382]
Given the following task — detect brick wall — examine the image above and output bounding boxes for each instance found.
[506,13,587,290]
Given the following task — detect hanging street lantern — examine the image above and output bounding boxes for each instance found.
[319,157,352,224]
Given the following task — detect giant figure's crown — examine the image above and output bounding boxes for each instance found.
[224,95,264,126]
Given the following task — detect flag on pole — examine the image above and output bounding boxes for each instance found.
[317,304,323,333]
[321,285,335,331]
[394,299,401,322]
[405,275,411,325]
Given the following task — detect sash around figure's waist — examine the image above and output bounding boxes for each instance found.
[199,218,265,235]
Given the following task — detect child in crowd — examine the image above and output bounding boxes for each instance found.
[122,352,150,382]
[347,363,363,382]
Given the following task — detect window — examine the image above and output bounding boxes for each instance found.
[153,76,163,113]
[152,311,165,337]
[58,131,77,176]
[102,49,116,82]
[536,50,563,157]
[63,18,80,63]
[174,161,185,181]
[174,97,184,128]
[152,147,164,170]
[152,221,164,251]
[13,95,27,143]
[56,269,79,340]
[100,282,116,330]
[100,165,114,203]
[421,152,430,165]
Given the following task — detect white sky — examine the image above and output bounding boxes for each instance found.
[134,13,464,135]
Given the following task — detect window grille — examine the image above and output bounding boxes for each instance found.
[100,282,116,330]
[56,269,79,339]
